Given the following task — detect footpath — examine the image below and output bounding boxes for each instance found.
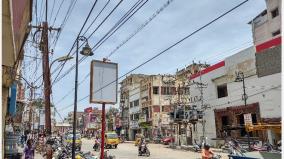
[18,146,44,159]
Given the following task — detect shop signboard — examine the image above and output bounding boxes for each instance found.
[244,113,252,125]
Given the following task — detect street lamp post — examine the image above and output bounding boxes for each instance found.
[72,36,93,159]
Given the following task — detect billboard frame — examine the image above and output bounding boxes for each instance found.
[90,60,118,104]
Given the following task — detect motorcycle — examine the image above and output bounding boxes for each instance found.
[138,143,150,157]
[93,142,100,152]
[193,139,204,152]
[212,154,222,159]
[76,151,98,159]
[250,142,273,152]
[103,150,116,159]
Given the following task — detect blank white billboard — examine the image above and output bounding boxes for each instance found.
[90,60,118,104]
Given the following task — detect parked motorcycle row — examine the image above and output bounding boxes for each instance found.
[221,138,281,159]
[40,137,116,159]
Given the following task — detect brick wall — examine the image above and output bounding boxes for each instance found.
[256,45,281,77]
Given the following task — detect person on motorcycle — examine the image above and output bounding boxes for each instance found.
[93,136,100,151]
[202,144,214,159]
[138,137,146,154]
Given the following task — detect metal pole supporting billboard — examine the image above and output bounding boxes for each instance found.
[100,103,106,159]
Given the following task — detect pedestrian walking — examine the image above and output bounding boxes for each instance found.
[38,134,45,154]
[23,139,35,159]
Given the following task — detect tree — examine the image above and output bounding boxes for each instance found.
[32,98,54,108]
[106,107,119,131]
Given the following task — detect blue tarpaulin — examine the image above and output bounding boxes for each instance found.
[8,83,17,116]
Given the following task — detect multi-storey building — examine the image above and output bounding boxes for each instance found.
[249,0,281,45]
[139,75,176,139]
[83,107,102,136]
[190,42,280,147]
[120,74,177,140]
[171,63,207,146]
[120,74,147,140]
[175,0,281,147]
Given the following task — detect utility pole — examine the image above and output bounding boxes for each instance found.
[28,1,60,158]
[28,83,34,132]
[41,10,52,135]
[192,62,208,143]
[29,0,60,136]
[177,84,181,146]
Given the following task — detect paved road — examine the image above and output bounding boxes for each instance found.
[81,138,230,159]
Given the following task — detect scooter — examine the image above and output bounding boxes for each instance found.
[138,143,150,157]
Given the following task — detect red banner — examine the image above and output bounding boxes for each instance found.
[256,36,281,53]
[84,107,92,113]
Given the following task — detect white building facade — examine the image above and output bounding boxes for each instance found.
[129,82,141,140]
[189,44,281,146]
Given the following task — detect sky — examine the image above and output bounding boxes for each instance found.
[23,0,266,121]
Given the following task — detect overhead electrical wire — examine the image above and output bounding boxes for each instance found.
[54,0,174,105]
[33,0,98,84]
[54,72,90,105]
[50,0,66,27]
[35,0,38,26]
[51,0,125,84]
[50,0,78,48]
[81,0,111,37]
[38,0,44,23]
[52,0,147,85]
[57,0,250,110]
[53,35,252,100]
[210,85,281,109]
[91,0,149,52]
[48,0,56,23]
[29,0,99,105]
[49,0,77,50]
[105,0,174,58]
[40,0,46,23]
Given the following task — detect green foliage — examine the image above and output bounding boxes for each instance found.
[106,107,119,122]
[32,98,55,108]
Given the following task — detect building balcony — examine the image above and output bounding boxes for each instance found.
[141,101,151,108]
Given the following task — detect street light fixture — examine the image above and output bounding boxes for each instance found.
[72,36,93,159]
[49,55,74,95]
[50,55,74,69]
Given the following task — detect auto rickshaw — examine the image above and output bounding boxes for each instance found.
[65,133,82,151]
[105,132,119,149]
[135,134,144,146]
